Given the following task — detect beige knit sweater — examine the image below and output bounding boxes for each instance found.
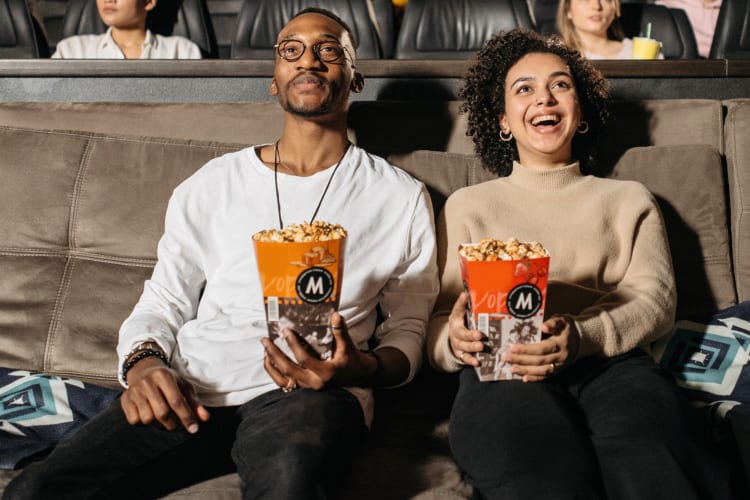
[427,161,677,373]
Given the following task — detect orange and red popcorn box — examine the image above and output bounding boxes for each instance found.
[459,238,550,381]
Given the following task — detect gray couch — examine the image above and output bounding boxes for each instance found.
[1,98,749,498]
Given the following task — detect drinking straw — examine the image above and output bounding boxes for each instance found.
[645,22,652,39]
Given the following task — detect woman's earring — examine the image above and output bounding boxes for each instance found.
[577,121,589,134]
[500,130,513,142]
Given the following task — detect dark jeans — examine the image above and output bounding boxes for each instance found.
[449,349,731,500]
[3,387,366,500]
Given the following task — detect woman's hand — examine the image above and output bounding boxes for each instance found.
[502,315,580,382]
[447,292,486,367]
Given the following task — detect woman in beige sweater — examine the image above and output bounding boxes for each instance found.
[428,28,726,500]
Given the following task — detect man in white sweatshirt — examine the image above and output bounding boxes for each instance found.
[4,8,438,500]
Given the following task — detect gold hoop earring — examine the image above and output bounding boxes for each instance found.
[500,130,513,142]
[577,121,589,134]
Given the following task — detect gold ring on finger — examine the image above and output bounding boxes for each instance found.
[282,378,297,393]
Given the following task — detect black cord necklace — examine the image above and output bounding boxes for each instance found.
[273,140,350,230]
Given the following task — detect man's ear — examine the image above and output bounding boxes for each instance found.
[144,0,157,13]
[350,72,364,93]
[270,79,278,96]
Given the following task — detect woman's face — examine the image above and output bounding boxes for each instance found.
[96,0,153,30]
[567,0,617,38]
[499,52,582,169]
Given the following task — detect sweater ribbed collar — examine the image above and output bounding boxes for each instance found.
[507,161,583,191]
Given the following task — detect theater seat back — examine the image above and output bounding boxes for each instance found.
[0,0,50,58]
[709,0,750,59]
[394,0,535,59]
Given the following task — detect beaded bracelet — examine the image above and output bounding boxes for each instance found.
[121,348,170,385]
[124,341,160,360]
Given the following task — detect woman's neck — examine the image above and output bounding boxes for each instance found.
[111,27,148,59]
[577,30,620,57]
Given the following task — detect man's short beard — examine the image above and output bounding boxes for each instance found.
[287,100,333,117]
[283,81,342,118]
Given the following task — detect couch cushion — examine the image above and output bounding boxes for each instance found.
[724,99,750,303]
[0,99,725,162]
[388,150,496,217]
[610,145,736,319]
[0,368,119,470]
[0,102,284,145]
[0,126,246,385]
[600,99,724,171]
[652,301,750,418]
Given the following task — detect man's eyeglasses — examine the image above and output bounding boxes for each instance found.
[274,40,354,67]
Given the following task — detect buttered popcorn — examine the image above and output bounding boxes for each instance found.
[252,221,347,242]
[460,238,548,261]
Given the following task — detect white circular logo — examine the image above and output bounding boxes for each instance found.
[506,284,543,319]
[295,267,334,304]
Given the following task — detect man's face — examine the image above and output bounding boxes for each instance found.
[271,13,359,119]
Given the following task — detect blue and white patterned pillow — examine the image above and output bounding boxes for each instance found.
[652,301,750,418]
[0,368,119,469]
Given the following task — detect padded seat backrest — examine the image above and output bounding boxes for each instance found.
[394,0,535,59]
[620,3,698,59]
[36,0,68,53]
[527,0,559,35]
[0,0,50,58]
[205,0,241,59]
[709,0,750,59]
[61,0,218,57]
[230,0,389,59]
[724,99,750,303]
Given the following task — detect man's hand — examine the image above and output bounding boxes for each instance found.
[120,357,210,433]
[262,312,409,390]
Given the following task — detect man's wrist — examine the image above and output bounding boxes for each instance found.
[367,350,384,384]
[124,341,162,363]
[121,345,169,385]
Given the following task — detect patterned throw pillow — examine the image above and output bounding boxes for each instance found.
[0,368,119,469]
[652,301,750,418]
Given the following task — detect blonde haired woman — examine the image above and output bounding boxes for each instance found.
[557,0,638,59]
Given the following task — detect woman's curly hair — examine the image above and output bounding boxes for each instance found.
[459,28,611,177]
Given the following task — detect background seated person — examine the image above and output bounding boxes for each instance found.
[52,0,202,59]
[557,0,662,59]
[656,0,721,58]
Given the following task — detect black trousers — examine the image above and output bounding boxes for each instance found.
[3,387,366,500]
[449,349,731,500]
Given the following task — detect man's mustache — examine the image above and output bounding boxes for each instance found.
[290,72,329,87]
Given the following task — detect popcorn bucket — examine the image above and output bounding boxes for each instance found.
[253,235,345,361]
[459,241,550,381]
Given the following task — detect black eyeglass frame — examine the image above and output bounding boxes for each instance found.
[274,40,356,68]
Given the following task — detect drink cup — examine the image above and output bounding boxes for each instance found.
[459,243,550,381]
[632,37,661,60]
[253,236,345,361]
